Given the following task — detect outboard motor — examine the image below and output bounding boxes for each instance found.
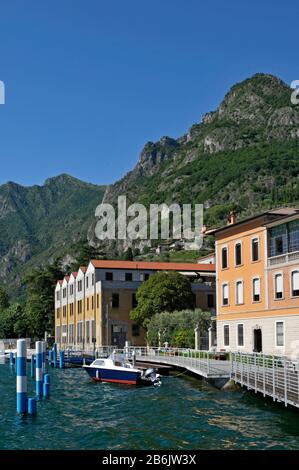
[142,368,161,386]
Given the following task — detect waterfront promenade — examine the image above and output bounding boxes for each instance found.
[133,347,230,380]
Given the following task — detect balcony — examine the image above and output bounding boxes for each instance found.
[268,250,299,267]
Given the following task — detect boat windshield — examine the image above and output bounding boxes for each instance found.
[92,359,105,366]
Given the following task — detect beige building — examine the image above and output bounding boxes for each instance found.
[55,260,216,349]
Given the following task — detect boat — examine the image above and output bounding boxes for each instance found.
[83,355,161,386]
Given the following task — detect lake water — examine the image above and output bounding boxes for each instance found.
[0,363,299,450]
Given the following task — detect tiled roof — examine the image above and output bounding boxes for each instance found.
[90,259,215,272]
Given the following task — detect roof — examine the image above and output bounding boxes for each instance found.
[71,272,78,278]
[197,252,215,262]
[212,207,299,236]
[90,259,215,272]
[79,266,87,273]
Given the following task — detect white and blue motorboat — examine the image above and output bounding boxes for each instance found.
[83,355,161,386]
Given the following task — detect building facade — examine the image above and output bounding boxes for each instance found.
[215,208,299,357]
[55,260,216,350]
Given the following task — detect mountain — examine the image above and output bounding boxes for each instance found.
[2,73,299,297]
[0,174,105,298]
[91,73,299,245]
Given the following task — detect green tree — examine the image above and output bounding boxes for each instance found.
[130,271,194,328]
[0,286,9,310]
[147,309,211,347]
[0,303,27,338]
[123,247,133,261]
[24,259,65,338]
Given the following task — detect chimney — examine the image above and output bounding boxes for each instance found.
[227,211,237,225]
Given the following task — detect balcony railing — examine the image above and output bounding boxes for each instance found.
[268,250,299,267]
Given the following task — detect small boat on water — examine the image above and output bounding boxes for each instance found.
[83,355,161,386]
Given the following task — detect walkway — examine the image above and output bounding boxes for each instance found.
[132,347,230,379]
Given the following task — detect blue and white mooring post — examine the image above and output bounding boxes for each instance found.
[43,374,50,398]
[10,351,14,368]
[35,341,43,397]
[31,354,35,378]
[53,343,57,368]
[28,397,37,415]
[48,349,52,365]
[16,339,28,414]
[59,350,65,369]
[42,341,46,373]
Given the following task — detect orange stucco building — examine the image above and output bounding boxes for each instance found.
[215,208,299,357]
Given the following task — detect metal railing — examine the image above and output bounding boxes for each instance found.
[121,347,231,378]
[231,352,299,408]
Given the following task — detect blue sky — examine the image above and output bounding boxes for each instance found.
[0,0,298,187]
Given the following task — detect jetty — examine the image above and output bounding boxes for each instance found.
[128,347,231,387]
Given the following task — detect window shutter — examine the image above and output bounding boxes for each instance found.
[253,278,260,295]
[292,271,299,290]
[237,281,243,304]
[223,284,228,299]
[275,274,283,293]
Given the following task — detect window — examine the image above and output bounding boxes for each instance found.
[106,272,113,281]
[269,224,288,257]
[237,324,244,347]
[77,322,83,342]
[275,237,283,255]
[221,247,228,269]
[144,273,150,281]
[252,238,259,262]
[132,293,138,308]
[275,274,283,299]
[112,293,119,308]
[276,321,284,347]
[92,273,95,286]
[63,306,67,317]
[70,303,74,316]
[291,271,299,297]
[252,278,261,302]
[86,320,90,343]
[86,298,89,311]
[288,220,299,253]
[222,283,229,306]
[77,300,82,314]
[63,288,67,298]
[56,291,60,301]
[125,272,133,281]
[62,325,67,344]
[69,324,74,343]
[92,295,94,309]
[78,280,82,292]
[91,320,95,342]
[223,325,230,346]
[56,326,61,343]
[56,308,60,319]
[97,294,99,308]
[207,294,214,308]
[235,243,242,266]
[86,276,89,289]
[132,324,140,337]
[236,281,244,304]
